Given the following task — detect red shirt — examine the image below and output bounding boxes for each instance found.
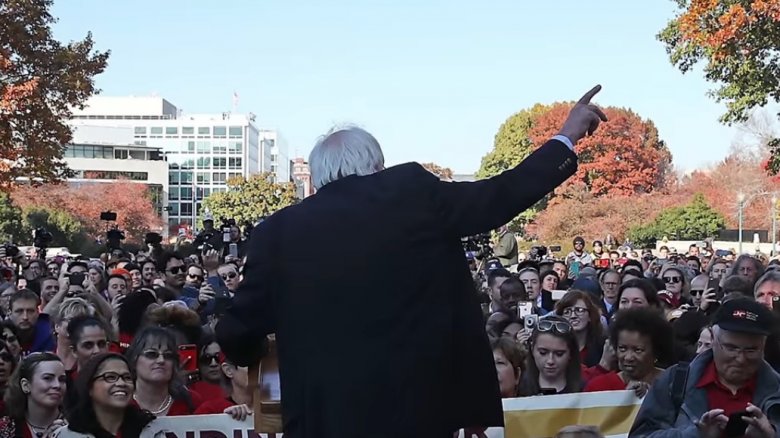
[194,397,236,415]
[580,346,588,363]
[584,372,626,392]
[131,389,203,416]
[189,381,226,402]
[581,364,609,384]
[696,361,756,416]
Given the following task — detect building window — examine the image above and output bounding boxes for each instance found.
[169,172,180,185]
[196,157,211,169]
[169,188,179,201]
[196,141,210,154]
[180,159,194,170]
[197,172,211,184]
[213,142,226,154]
[76,170,149,181]
[198,127,210,135]
[213,172,227,184]
[150,127,163,135]
[168,202,180,215]
[115,149,128,159]
[197,187,211,199]
[229,157,242,169]
[180,187,193,200]
[228,126,243,138]
[134,127,147,135]
[165,127,178,135]
[229,141,242,154]
[229,172,242,180]
[213,157,227,169]
[129,150,146,160]
[180,171,193,184]
[182,127,194,135]
[213,126,227,138]
[180,203,193,216]
[187,141,195,152]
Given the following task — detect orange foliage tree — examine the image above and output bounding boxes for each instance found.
[0,0,109,187]
[528,104,674,198]
[12,181,162,242]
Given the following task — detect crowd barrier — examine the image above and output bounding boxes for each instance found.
[141,390,642,438]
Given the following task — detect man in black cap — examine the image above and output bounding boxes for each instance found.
[566,236,593,267]
[631,298,780,437]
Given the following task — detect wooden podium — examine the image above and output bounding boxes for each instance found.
[249,334,283,433]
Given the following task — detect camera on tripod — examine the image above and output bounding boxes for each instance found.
[33,228,53,250]
[461,232,493,259]
[100,211,125,250]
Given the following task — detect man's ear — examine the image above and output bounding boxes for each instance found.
[221,362,235,379]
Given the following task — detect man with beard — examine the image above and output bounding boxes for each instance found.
[631,298,780,437]
[154,251,198,308]
[8,289,54,354]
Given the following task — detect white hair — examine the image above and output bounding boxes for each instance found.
[309,125,385,190]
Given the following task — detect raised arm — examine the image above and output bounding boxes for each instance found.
[433,85,608,237]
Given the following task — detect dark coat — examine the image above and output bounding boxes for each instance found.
[216,140,578,437]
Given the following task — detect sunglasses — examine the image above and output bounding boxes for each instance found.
[663,276,682,284]
[94,372,134,384]
[690,289,704,296]
[200,352,225,364]
[167,266,185,275]
[0,351,13,362]
[221,271,238,281]
[141,350,177,362]
[187,273,204,281]
[537,319,572,334]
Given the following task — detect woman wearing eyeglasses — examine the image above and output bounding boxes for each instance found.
[56,353,159,438]
[189,333,226,403]
[1,321,22,362]
[658,265,691,309]
[0,340,17,416]
[554,291,605,368]
[0,353,66,438]
[584,308,673,397]
[518,316,582,396]
[125,327,202,417]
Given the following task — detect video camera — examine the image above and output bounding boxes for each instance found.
[2,244,20,259]
[144,232,163,246]
[33,228,53,250]
[106,226,125,250]
[528,245,548,262]
[461,232,493,259]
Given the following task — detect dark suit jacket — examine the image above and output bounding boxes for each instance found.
[216,140,578,437]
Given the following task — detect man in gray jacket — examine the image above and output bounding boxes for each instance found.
[630,298,780,438]
[493,225,518,267]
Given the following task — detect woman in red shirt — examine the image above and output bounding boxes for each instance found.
[555,291,605,368]
[584,308,673,397]
[193,358,253,420]
[126,327,202,416]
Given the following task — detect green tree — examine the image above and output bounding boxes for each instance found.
[658,0,780,173]
[627,193,726,247]
[201,173,298,227]
[0,192,23,243]
[0,0,109,187]
[476,103,549,179]
[22,207,86,248]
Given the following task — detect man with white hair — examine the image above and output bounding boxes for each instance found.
[217,85,608,437]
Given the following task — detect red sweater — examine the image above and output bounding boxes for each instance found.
[131,389,203,416]
[583,372,627,392]
[194,397,236,415]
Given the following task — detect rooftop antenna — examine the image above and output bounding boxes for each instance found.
[232,91,239,114]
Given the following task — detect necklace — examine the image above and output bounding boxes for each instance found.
[134,394,173,415]
[27,421,51,438]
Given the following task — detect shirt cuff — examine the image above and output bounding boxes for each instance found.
[552,135,574,151]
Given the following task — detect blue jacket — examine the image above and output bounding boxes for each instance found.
[630,349,780,437]
[23,313,55,355]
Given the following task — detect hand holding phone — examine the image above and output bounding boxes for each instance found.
[725,410,750,437]
[178,344,198,372]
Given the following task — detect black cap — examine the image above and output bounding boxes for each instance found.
[713,298,774,336]
[573,237,585,245]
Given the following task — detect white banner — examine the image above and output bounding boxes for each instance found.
[142,390,642,438]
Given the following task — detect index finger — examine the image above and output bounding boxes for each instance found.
[578,85,602,105]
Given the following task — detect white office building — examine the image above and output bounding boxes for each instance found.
[260,129,291,183]
[70,96,276,231]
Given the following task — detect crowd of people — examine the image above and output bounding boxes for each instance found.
[0,215,251,437]
[481,235,780,437]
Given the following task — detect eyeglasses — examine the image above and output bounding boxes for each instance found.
[562,307,589,317]
[167,266,185,275]
[714,336,762,359]
[94,372,134,384]
[690,289,704,296]
[200,352,225,364]
[221,271,238,281]
[1,335,17,344]
[141,350,177,362]
[663,276,682,284]
[187,274,204,281]
[537,319,572,334]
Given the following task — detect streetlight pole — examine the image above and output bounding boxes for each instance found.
[738,192,745,255]
[772,194,778,257]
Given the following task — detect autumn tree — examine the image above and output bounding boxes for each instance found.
[476,104,550,179]
[202,173,298,227]
[420,162,454,180]
[12,181,163,242]
[528,104,674,198]
[0,0,109,187]
[627,194,726,246]
[658,0,780,173]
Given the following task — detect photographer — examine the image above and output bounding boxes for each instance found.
[493,225,518,268]
[222,223,247,260]
[190,249,232,324]
[193,213,223,253]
